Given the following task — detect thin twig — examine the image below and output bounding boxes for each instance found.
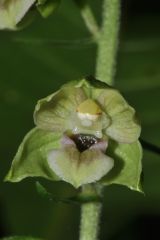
[11,37,96,48]
[74,1,100,38]
[140,138,160,155]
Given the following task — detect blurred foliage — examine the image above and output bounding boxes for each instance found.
[0,0,160,240]
[1,237,43,240]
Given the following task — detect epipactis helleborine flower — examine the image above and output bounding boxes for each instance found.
[0,0,60,30]
[33,78,141,188]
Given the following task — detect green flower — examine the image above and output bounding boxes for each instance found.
[5,78,142,190]
[0,0,60,30]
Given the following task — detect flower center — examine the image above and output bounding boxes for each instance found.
[70,134,98,152]
[76,99,102,126]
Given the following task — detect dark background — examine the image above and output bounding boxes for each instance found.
[0,0,160,239]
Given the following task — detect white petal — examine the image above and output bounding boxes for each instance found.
[47,146,114,188]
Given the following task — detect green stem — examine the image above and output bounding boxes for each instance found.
[96,0,120,85]
[79,184,103,240]
[78,1,121,240]
[74,1,99,38]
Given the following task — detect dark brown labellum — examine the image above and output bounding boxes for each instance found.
[70,134,98,152]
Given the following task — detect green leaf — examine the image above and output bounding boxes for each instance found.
[5,128,61,182]
[0,0,36,30]
[101,140,143,192]
[74,0,87,8]
[37,0,61,18]
[0,237,43,240]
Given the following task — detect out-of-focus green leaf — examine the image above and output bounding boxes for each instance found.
[74,0,87,8]
[37,0,48,4]
[101,140,143,192]
[1,237,43,240]
[37,0,61,18]
[5,128,61,182]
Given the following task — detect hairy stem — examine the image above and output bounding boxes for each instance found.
[78,1,121,240]
[75,1,99,38]
[80,202,102,240]
[79,184,103,240]
[96,0,120,85]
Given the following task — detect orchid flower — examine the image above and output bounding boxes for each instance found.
[6,78,142,190]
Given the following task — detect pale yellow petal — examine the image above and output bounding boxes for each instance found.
[48,147,114,188]
[95,88,141,143]
[34,86,86,132]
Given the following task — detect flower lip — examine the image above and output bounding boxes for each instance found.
[47,133,112,188]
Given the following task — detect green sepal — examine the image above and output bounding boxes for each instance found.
[34,84,87,132]
[101,140,143,192]
[5,128,61,182]
[92,86,141,144]
[36,0,61,18]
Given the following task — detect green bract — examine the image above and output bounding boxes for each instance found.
[0,0,60,30]
[6,78,142,190]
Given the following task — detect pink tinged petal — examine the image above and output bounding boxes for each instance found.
[47,146,114,188]
[90,140,108,152]
[61,134,108,153]
[61,135,76,146]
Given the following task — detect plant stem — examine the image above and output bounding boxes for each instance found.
[75,1,99,38]
[78,1,121,240]
[79,184,103,240]
[96,0,120,85]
